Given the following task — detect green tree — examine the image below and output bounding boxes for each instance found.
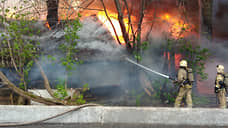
[0,0,86,105]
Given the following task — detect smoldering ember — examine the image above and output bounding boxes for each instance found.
[0,0,228,127]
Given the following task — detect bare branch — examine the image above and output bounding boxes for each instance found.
[6,39,19,73]
[78,0,95,13]
[114,0,131,49]
[123,0,136,49]
[136,0,145,61]
[34,58,58,100]
[99,0,122,45]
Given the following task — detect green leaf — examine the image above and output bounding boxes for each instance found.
[5,9,9,13]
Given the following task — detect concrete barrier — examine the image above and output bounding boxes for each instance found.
[0,105,228,128]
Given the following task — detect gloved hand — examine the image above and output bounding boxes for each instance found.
[214,86,219,93]
[172,80,178,85]
[219,81,226,89]
[219,81,225,87]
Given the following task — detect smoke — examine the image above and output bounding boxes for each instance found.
[27,14,172,103]
[29,56,132,88]
[28,56,67,89]
[28,15,129,91]
[191,36,228,94]
[202,39,228,71]
[77,16,125,53]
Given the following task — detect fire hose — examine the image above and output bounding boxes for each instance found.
[125,57,175,81]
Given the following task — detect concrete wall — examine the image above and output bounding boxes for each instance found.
[1,105,228,128]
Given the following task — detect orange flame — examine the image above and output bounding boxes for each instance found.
[161,13,191,39]
[97,12,192,43]
[164,52,182,69]
[174,53,182,69]
[163,52,171,69]
[45,21,51,30]
[97,11,134,44]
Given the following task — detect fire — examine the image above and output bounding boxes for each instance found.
[174,53,182,69]
[163,52,171,69]
[163,52,182,69]
[161,13,191,39]
[163,14,171,20]
[97,11,192,43]
[97,11,133,44]
[45,21,51,30]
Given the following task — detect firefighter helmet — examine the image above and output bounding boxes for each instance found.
[180,60,187,67]
[216,65,224,73]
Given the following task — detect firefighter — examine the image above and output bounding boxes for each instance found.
[215,65,227,108]
[174,59,194,108]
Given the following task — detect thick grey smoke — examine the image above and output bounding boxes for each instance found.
[77,16,125,53]
[29,15,129,90]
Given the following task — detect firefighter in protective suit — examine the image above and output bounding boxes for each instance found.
[215,65,227,108]
[174,60,194,108]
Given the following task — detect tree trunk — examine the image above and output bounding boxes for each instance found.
[123,0,136,49]
[46,0,59,29]
[136,0,145,62]
[199,0,213,39]
[114,0,131,50]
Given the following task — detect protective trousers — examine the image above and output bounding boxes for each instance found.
[174,87,192,108]
[217,88,226,108]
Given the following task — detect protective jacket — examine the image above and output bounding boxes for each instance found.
[177,67,193,88]
[174,67,194,108]
[215,72,227,108]
[215,73,227,91]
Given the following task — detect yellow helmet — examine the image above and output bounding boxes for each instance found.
[180,60,187,67]
[216,65,224,73]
